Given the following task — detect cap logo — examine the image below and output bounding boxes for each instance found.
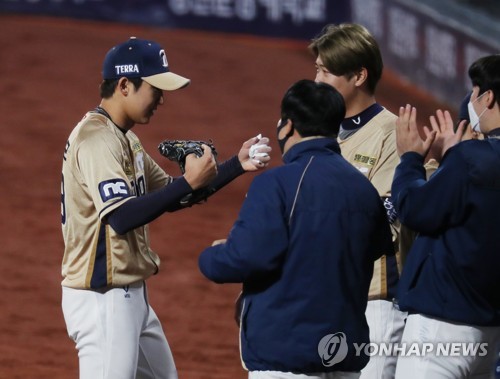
[159,50,168,68]
[114,64,140,75]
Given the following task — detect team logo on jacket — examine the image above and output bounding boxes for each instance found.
[318,332,348,367]
[99,179,130,201]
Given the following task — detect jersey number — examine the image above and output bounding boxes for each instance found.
[132,175,146,197]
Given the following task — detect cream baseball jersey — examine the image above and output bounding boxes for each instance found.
[338,108,400,300]
[61,112,170,289]
[338,108,398,197]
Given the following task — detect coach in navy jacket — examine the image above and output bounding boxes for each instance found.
[198,80,394,377]
[391,55,500,379]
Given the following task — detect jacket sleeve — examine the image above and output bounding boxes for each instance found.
[391,149,468,234]
[198,173,289,284]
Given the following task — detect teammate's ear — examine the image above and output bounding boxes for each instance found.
[118,77,129,96]
[283,119,294,138]
[277,118,292,134]
[354,68,368,87]
[486,89,496,109]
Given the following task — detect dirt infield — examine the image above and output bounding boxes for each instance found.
[0,15,451,379]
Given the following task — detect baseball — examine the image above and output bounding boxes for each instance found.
[249,134,269,159]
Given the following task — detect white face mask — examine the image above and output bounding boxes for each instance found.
[468,91,488,132]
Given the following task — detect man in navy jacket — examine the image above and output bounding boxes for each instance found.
[392,55,500,378]
[199,79,394,379]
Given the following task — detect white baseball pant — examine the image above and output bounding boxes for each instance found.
[62,281,177,379]
[360,299,406,379]
[395,313,500,379]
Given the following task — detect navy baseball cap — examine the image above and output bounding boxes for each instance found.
[102,37,190,91]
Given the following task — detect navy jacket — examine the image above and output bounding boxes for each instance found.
[199,138,394,372]
[392,140,500,326]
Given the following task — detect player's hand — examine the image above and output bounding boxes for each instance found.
[183,145,217,190]
[396,104,436,158]
[238,135,272,172]
[426,109,464,162]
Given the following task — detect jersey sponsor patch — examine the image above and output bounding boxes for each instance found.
[353,153,376,166]
[99,179,130,202]
[131,141,143,153]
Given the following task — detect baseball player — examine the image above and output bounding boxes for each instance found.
[60,37,271,379]
[309,24,408,378]
[392,54,500,378]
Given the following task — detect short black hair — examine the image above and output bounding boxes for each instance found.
[281,79,345,138]
[468,54,500,107]
[99,77,144,99]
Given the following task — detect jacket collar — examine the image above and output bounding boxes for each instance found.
[283,137,340,164]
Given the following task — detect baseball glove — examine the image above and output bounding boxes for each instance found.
[158,139,218,207]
